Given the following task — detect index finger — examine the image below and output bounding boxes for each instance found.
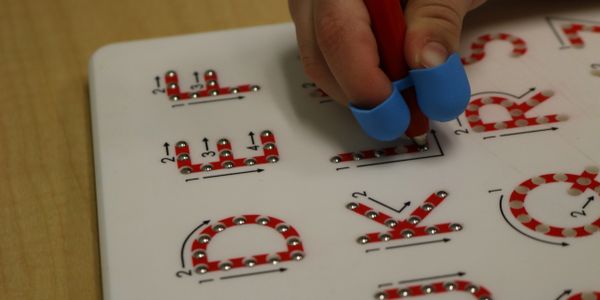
[313,0,392,108]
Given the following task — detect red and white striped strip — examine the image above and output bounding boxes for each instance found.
[376,280,493,300]
[164,69,258,101]
[347,192,462,244]
[462,33,527,65]
[174,130,279,174]
[568,292,600,300]
[191,215,304,274]
[509,167,600,238]
[562,23,600,48]
[331,143,421,164]
[465,90,568,133]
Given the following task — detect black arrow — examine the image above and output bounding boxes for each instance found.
[163,142,170,156]
[180,220,211,268]
[368,197,410,214]
[155,76,161,88]
[583,196,595,209]
[456,117,463,127]
[431,130,443,156]
[249,132,256,144]
[247,132,259,150]
[357,130,444,168]
[193,71,200,83]
[488,189,502,193]
[518,87,536,99]
[499,127,558,138]
[546,17,567,47]
[385,238,451,250]
[556,289,572,300]
[396,271,465,285]
[187,96,245,106]
[202,138,209,151]
[198,279,214,284]
[220,268,286,280]
[203,169,264,179]
[499,195,568,247]
[377,282,393,288]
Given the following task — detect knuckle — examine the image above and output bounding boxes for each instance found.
[413,0,465,30]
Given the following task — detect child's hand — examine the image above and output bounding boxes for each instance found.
[288,0,485,108]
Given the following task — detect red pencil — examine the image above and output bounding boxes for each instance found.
[363,0,430,147]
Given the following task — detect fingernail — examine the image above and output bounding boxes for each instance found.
[421,42,449,68]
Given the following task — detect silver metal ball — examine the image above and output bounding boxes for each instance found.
[366,211,378,219]
[198,235,211,243]
[450,223,463,231]
[346,202,358,210]
[421,203,435,211]
[192,250,205,259]
[385,219,398,228]
[277,224,289,233]
[401,230,414,238]
[234,217,246,225]
[179,167,192,175]
[195,265,208,274]
[357,236,369,244]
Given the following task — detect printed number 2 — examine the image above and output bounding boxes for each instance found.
[352,191,368,198]
[161,157,175,163]
[454,129,470,135]
[175,270,192,278]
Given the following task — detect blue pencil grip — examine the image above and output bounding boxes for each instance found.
[410,53,471,122]
[350,53,470,141]
[349,86,411,142]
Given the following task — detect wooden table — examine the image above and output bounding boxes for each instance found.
[0,1,290,298]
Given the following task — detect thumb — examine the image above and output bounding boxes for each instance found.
[404,0,486,68]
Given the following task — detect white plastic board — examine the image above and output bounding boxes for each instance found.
[89,1,600,299]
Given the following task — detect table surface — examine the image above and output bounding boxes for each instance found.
[0,1,290,298]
